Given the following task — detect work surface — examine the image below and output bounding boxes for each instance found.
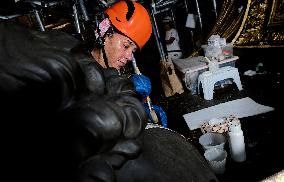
[171,56,239,93]
[156,65,283,182]
[172,56,239,74]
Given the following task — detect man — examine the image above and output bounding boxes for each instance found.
[162,16,183,60]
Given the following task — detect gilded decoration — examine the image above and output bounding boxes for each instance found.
[205,0,284,48]
[267,0,284,44]
[233,0,284,47]
[268,0,284,27]
[208,0,243,42]
[234,0,269,47]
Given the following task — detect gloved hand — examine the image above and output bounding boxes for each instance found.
[144,104,168,128]
[131,74,151,98]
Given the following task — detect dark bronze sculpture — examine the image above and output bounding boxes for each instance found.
[0,23,218,182]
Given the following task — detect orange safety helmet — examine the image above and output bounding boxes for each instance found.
[105,0,152,49]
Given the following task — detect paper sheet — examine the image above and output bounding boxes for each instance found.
[183,97,274,130]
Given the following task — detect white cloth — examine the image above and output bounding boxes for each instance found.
[165,28,182,59]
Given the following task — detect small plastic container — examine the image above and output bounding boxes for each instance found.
[222,44,233,58]
[204,148,227,174]
[199,132,226,151]
[228,122,246,162]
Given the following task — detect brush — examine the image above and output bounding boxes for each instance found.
[131,53,159,124]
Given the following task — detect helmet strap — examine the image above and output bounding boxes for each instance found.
[102,47,109,68]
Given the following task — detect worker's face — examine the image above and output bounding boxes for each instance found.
[104,33,137,70]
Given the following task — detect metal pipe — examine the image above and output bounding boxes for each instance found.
[170,9,177,29]
[153,18,166,60]
[212,0,218,18]
[33,10,45,31]
[150,7,166,60]
[184,0,189,13]
[73,4,81,34]
[194,0,203,31]
[155,0,176,9]
[79,0,89,22]
[190,30,195,49]
[153,7,170,15]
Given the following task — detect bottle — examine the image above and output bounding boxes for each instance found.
[228,122,246,162]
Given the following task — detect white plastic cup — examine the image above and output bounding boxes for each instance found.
[199,132,226,151]
[204,148,227,174]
